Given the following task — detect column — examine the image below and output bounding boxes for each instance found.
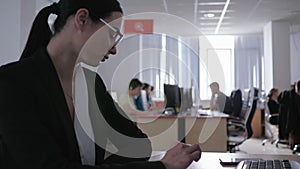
[264,21,291,92]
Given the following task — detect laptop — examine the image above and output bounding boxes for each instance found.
[235,159,300,169]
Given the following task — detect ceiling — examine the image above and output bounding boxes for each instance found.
[119,0,300,35]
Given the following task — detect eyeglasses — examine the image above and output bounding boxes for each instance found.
[99,18,123,48]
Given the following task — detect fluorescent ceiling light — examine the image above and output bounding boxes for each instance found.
[200,22,218,26]
[199,27,215,30]
[200,27,232,30]
[203,13,215,18]
[200,22,232,26]
[199,16,232,20]
[199,10,234,13]
[215,0,231,34]
[198,1,235,6]
[199,2,226,6]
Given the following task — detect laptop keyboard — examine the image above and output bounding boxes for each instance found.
[237,159,292,169]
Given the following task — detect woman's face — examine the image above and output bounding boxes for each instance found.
[133,86,142,96]
[146,87,152,95]
[77,11,123,66]
[273,90,280,99]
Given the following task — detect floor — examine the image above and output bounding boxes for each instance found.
[235,138,293,155]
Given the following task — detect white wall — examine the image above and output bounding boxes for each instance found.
[0,0,49,66]
[272,21,291,91]
[263,22,273,92]
[264,21,291,92]
[290,24,300,83]
[0,0,22,65]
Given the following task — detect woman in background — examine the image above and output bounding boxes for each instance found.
[267,88,280,115]
[136,83,155,111]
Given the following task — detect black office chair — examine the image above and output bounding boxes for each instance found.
[228,89,243,118]
[227,88,258,153]
[0,135,4,169]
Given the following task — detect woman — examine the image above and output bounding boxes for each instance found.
[136,83,150,111]
[137,83,156,111]
[267,88,280,115]
[0,0,200,169]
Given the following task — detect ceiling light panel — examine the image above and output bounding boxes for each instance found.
[200,22,232,26]
[199,16,232,20]
[199,10,234,13]
[198,1,235,5]
[198,2,226,6]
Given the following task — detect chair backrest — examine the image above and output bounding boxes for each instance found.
[238,90,251,120]
[0,135,4,169]
[223,96,233,114]
[244,87,259,139]
[229,89,243,117]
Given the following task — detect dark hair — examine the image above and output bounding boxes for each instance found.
[267,88,278,99]
[129,78,143,90]
[142,83,150,90]
[209,82,219,88]
[297,81,300,92]
[20,0,122,60]
[150,86,154,91]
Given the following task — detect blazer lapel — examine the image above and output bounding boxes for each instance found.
[32,48,81,162]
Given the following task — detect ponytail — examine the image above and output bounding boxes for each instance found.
[20,2,60,60]
[20,0,122,60]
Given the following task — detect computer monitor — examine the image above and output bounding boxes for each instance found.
[179,87,193,112]
[179,87,188,112]
[184,88,193,109]
[164,84,181,113]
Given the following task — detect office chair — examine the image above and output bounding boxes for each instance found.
[227,89,243,118]
[227,89,250,130]
[227,88,258,153]
[0,135,4,169]
[262,101,279,146]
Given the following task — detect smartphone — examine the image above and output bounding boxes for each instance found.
[219,158,240,165]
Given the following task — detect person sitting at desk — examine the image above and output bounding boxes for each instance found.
[267,88,280,115]
[119,79,159,119]
[136,83,155,111]
[200,82,227,112]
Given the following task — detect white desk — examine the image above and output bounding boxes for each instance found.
[136,111,229,152]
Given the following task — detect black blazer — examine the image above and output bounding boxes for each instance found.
[0,48,165,169]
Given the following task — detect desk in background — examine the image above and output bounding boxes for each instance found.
[136,111,229,152]
[150,152,300,169]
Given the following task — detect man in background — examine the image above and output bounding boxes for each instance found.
[209,82,227,112]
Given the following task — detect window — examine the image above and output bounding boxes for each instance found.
[137,34,199,100]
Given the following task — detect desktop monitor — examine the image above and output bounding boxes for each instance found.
[179,88,193,112]
[186,88,193,109]
[179,87,188,112]
[164,84,181,113]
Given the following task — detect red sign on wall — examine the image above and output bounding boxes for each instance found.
[124,19,154,34]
